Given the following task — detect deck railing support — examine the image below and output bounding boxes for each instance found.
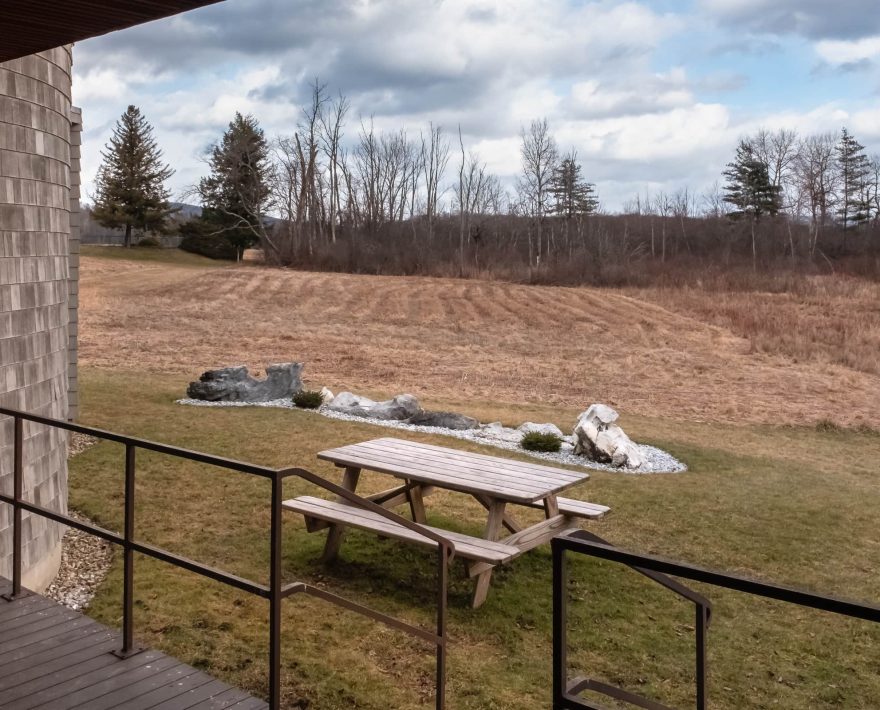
[2,416,25,601]
[269,471,284,710]
[115,443,142,658]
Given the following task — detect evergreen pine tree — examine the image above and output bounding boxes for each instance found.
[835,127,871,233]
[722,140,782,265]
[92,105,175,247]
[196,113,271,260]
[722,141,782,219]
[549,153,599,218]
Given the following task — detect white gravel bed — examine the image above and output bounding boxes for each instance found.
[45,433,112,611]
[44,510,113,611]
[177,398,686,474]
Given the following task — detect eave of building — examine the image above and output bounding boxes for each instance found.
[0,0,225,63]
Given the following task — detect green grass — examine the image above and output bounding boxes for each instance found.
[82,245,226,267]
[71,368,880,709]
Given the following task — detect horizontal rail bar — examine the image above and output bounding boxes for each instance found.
[554,536,880,623]
[568,531,712,613]
[130,541,270,598]
[291,583,443,646]
[0,406,278,479]
[0,494,271,598]
[0,494,124,545]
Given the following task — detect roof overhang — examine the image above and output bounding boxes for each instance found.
[0,1,226,63]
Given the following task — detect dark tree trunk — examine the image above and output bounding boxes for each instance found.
[124,223,133,248]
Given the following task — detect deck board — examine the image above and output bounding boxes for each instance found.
[0,578,268,710]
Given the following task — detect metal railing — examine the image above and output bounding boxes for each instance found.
[552,529,880,710]
[0,406,455,709]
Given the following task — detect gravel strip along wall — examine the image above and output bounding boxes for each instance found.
[0,47,78,591]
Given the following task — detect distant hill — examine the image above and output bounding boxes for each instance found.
[170,202,203,220]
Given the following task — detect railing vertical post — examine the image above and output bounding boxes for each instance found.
[695,603,709,710]
[552,539,568,708]
[268,471,283,710]
[5,416,25,600]
[116,443,140,657]
[435,545,448,710]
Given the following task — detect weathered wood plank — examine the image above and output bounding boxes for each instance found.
[285,496,520,565]
[319,449,563,502]
[0,582,268,710]
[520,496,610,520]
[319,438,590,503]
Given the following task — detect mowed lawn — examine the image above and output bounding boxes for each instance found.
[69,248,880,708]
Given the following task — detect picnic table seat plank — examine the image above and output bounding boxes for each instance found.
[284,496,521,565]
[520,497,611,519]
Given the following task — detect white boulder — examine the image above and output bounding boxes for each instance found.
[573,404,643,469]
[320,387,335,404]
[326,391,421,421]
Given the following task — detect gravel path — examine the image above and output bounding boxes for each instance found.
[176,398,687,474]
[44,433,113,611]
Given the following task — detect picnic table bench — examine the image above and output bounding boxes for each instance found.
[284,437,609,607]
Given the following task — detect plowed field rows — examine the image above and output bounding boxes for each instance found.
[79,255,880,427]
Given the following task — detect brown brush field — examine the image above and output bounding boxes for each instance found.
[80,247,880,429]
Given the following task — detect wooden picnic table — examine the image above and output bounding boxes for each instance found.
[285,437,608,608]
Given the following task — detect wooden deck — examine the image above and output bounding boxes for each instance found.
[0,579,268,710]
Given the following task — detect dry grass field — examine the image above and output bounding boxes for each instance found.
[80,247,880,429]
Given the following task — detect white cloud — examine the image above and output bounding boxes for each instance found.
[816,36,880,65]
[71,0,880,211]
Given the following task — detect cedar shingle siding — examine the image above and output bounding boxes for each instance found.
[0,47,77,590]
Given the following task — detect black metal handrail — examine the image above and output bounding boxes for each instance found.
[552,529,880,710]
[0,406,454,709]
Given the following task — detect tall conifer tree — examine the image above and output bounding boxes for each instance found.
[835,127,871,235]
[549,153,598,218]
[93,105,174,247]
[196,113,271,260]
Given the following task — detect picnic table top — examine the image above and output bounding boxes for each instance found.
[318,437,590,504]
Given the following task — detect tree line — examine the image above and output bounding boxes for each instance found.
[91,90,880,285]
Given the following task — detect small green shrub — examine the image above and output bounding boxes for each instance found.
[521,431,562,452]
[292,390,324,409]
[137,236,162,248]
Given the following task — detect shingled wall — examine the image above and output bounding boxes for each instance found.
[0,46,75,591]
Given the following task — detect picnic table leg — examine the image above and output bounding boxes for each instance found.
[472,500,506,609]
[406,481,428,524]
[321,466,361,563]
[544,495,560,519]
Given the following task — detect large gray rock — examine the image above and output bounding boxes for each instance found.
[327,392,422,421]
[186,363,304,402]
[573,404,644,469]
[371,394,422,420]
[408,411,480,430]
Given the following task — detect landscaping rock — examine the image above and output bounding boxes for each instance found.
[327,392,422,421]
[408,411,480,430]
[186,363,304,402]
[573,404,644,469]
[475,421,522,444]
[320,387,335,404]
[518,422,565,438]
[371,394,422,420]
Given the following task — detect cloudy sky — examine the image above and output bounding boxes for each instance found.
[75,0,880,211]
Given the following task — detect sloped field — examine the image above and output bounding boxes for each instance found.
[79,250,880,428]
